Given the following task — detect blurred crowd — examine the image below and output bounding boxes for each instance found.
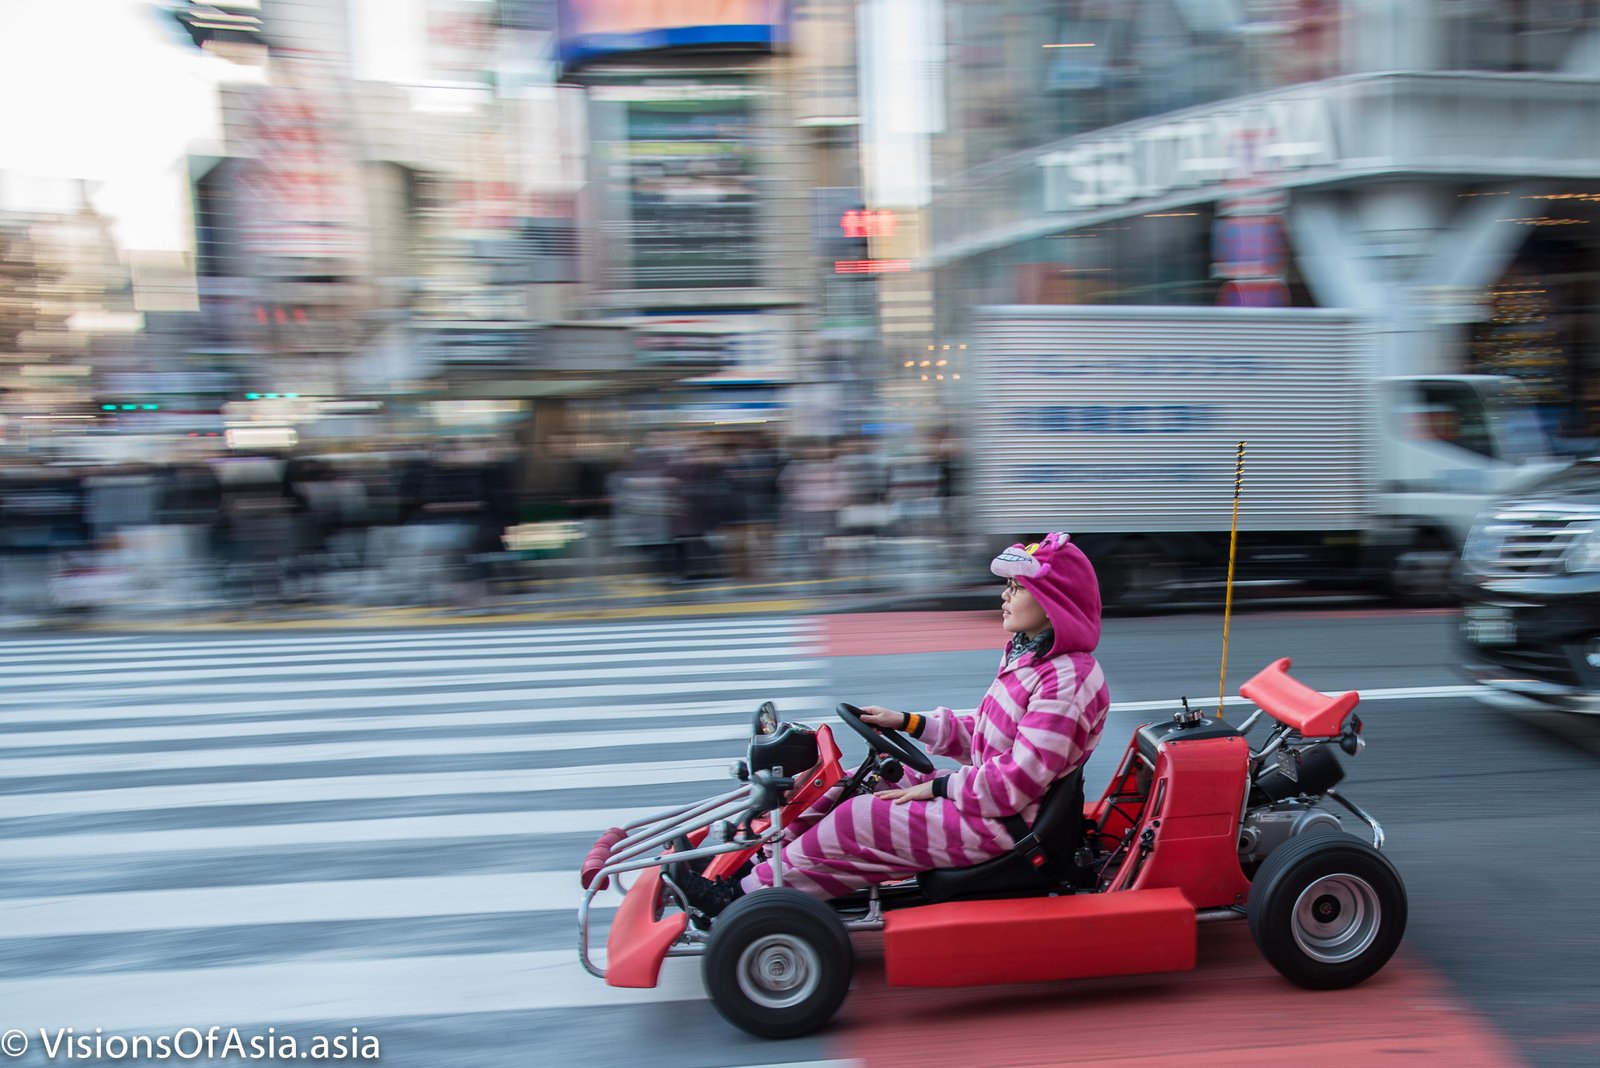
[0,430,960,621]
[595,431,958,585]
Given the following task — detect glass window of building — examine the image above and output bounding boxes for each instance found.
[1438,0,1600,72]
[939,1,1352,174]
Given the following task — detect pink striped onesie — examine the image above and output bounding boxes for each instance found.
[741,532,1110,899]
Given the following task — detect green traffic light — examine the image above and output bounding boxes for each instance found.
[142,404,160,411]
[265,393,280,399]
[121,404,137,411]
[246,393,260,400]
[102,404,116,411]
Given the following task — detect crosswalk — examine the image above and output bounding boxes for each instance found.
[0,619,832,1063]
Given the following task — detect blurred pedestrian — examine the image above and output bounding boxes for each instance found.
[780,442,843,579]
[667,437,727,581]
[609,437,675,580]
[725,433,781,581]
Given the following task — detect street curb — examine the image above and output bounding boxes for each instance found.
[66,595,997,634]
[72,597,834,633]
[40,576,1000,634]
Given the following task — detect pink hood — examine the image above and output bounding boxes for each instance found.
[989,532,1102,657]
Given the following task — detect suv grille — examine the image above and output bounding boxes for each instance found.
[1467,509,1600,578]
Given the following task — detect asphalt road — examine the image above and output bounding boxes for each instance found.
[0,609,1595,1066]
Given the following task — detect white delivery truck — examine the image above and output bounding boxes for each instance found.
[965,305,1563,610]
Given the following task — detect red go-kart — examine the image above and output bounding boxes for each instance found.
[578,657,1406,1039]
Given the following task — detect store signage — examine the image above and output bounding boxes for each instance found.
[1040,96,1336,212]
[841,209,895,239]
[834,259,910,274]
[635,327,735,365]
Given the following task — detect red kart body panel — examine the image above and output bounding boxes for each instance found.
[1116,735,1253,909]
[702,724,846,879]
[1239,657,1359,739]
[883,887,1195,987]
[604,865,687,988]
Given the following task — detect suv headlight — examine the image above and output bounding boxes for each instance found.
[1566,528,1600,572]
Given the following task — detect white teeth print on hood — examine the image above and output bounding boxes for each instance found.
[989,531,1102,657]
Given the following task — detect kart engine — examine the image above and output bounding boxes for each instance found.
[1238,744,1347,867]
[1237,798,1343,868]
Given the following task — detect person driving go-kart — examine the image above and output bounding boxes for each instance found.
[677,531,1111,917]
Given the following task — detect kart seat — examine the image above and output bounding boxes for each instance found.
[916,768,1086,903]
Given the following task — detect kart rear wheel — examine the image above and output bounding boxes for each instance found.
[1248,831,1407,990]
[703,889,853,1039]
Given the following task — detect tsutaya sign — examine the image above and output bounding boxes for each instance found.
[1040,96,1338,212]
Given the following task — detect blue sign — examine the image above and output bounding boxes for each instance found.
[558,1,788,68]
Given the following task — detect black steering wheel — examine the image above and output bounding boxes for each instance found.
[837,703,936,774]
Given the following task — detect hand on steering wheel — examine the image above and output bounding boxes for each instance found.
[856,706,905,731]
[837,703,936,774]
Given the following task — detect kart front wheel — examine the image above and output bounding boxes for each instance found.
[703,889,853,1039]
[1248,831,1407,990]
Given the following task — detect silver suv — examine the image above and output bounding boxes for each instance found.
[1459,459,1600,712]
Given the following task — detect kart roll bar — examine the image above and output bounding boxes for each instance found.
[580,785,752,893]
[1324,788,1386,851]
[578,771,794,981]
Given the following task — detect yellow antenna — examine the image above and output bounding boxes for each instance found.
[1218,441,1247,718]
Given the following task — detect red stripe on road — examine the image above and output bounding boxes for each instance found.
[829,924,1525,1067]
[816,613,1006,657]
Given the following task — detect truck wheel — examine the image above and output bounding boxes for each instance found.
[1387,532,1458,606]
[1099,540,1177,614]
[1248,832,1407,989]
[703,889,853,1039]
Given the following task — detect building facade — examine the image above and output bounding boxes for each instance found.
[927,1,1600,435]
[179,0,883,451]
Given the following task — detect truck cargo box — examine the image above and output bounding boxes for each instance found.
[968,305,1376,534]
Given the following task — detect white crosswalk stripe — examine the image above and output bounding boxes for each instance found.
[0,618,830,1042]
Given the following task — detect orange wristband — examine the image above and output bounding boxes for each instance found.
[905,713,922,736]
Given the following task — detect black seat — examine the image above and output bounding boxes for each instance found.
[916,768,1087,903]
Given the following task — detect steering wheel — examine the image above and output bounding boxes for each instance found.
[837,703,936,774]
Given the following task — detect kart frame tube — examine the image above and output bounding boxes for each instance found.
[578,798,786,981]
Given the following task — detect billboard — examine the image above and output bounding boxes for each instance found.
[557,0,787,68]
[233,58,363,264]
[591,82,763,290]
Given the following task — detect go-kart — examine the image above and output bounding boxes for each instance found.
[577,657,1406,1039]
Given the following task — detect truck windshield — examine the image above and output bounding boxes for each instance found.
[1489,395,1555,462]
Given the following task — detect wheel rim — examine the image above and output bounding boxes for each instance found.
[1291,874,1382,964]
[735,933,821,1010]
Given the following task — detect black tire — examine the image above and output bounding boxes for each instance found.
[1386,531,1459,607]
[1099,539,1179,615]
[703,889,853,1039]
[1248,831,1407,990]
